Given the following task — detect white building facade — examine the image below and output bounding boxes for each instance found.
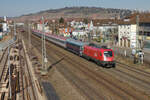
[37,24,50,33]
[118,24,137,48]
[70,20,88,30]
[2,23,8,32]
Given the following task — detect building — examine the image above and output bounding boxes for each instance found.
[72,30,87,37]
[92,19,118,42]
[36,23,50,33]
[71,20,88,29]
[118,13,150,49]
[118,24,136,48]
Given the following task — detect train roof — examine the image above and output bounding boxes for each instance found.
[66,38,89,46]
[87,43,110,49]
[46,33,67,41]
[33,30,67,41]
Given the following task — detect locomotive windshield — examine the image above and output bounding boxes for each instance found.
[104,51,113,57]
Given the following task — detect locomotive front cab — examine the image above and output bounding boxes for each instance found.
[103,50,113,61]
[102,50,115,67]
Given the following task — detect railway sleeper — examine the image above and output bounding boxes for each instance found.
[6,81,9,88]
[16,72,20,93]
[32,61,38,65]
[0,82,7,85]
[11,76,17,100]
[30,56,38,60]
[0,85,7,88]
[35,80,43,94]
[0,92,5,100]
[2,69,8,73]
[4,71,9,82]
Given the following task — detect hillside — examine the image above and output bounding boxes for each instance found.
[14,7,132,22]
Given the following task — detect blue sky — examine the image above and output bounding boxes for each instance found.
[0,0,150,17]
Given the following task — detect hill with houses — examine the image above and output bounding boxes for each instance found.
[13,7,132,22]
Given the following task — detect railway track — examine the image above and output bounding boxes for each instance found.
[44,42,149,100]
[98,61,150,95]
[24,32,150,100]
[0,47,8,63]
[0,41,20,100]
[0,40,22,100]
[0,36,38,100]
[19,46,25,100]
[18,38,37,100]
[0,48,8,81]
[0,47,9,100]
[29,35,106,100]
[116,61,150,78]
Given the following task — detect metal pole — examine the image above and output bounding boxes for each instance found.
[14,22,16,40]
[136,15,140,64]
[43,24,45,59]
[104,26,105,43]
[136,15,139,50]
[8,44,12,99]
[28,23,31,49]
[41,16,48,74]
[42,17,44,70]
[44,20,47,71]
[14,22,16,35]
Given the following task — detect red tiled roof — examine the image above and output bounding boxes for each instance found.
[118,13,150,25]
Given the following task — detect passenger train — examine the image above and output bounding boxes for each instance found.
[32,30,115,67]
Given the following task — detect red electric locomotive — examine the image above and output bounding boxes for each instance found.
[83,43,115,67]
